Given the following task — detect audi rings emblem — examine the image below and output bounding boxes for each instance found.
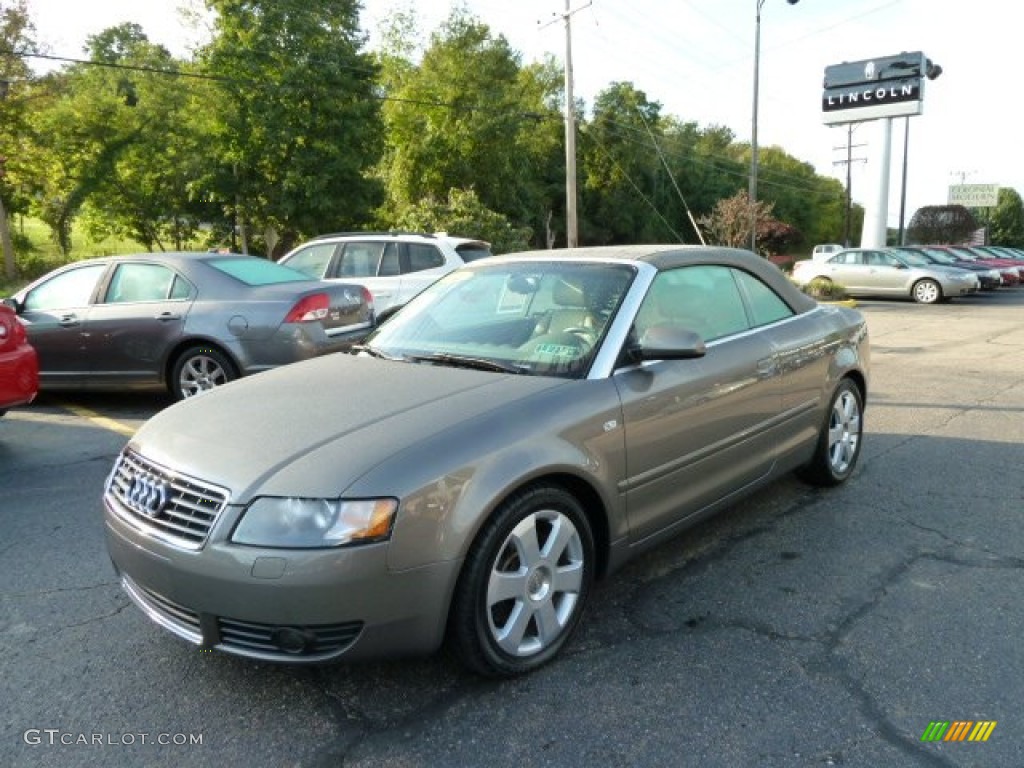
[125,473,170,517]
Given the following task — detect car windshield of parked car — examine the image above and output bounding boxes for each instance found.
[208,257,312,286]
[365,261,636,378]
[895,250,929,267]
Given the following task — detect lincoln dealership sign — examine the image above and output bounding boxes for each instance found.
[822,52,928,125]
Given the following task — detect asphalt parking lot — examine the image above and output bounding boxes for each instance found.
[2,289,1023,768]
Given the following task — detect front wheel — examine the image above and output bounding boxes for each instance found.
[798,379,864,487]
[170,346,237,400]
[912,279,942,304]
[449,485,594,677]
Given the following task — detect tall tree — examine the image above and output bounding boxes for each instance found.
[0,0,35,278]
[200,0,383,255]
[378,10,561,244]
[987,187,1024,247]
[579,82,669,245]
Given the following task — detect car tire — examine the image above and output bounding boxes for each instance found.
[170,345,237,400]
[449,484,594,677]
[798,378,863,487]
[912,279,942,304]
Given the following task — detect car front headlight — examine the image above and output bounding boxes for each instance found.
[232,497,398,548]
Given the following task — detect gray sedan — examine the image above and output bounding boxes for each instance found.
[103,245,869,676]
[5,252,374,399]
[791,247,979,303]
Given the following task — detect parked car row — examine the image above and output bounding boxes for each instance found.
[791,245,1024,304]
[0,231,493,407]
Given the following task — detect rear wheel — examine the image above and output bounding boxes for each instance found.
[170,346,236,400]
[912,279,942,304]
[798,378,863,487]
[449,485,594,677]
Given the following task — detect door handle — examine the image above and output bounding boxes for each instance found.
[756,357,777,377]
[58,314,80,327]
[155,312,182,322]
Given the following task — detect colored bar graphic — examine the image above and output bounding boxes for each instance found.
[921,722,949,742]
[969,722,997,742]
[921,720,996,742]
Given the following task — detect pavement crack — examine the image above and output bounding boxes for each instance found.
[1,581,120,599]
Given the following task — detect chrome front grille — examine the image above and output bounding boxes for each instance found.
[106,449,229,550]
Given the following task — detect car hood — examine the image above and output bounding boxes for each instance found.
[127,354,568,501]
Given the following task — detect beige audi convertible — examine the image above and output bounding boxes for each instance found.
[103,245,869,677]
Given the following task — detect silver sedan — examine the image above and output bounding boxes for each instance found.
[792,247,979,303]
[5,252,374,399]
[103,245,869,676]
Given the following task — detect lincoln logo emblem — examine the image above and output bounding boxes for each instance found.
[126,474,170,517]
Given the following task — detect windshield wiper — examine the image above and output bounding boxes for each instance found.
[405,352,528,375]
[351,344,404,361]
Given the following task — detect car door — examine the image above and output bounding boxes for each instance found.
[397,242,452,305]
[825,250,872,292]
[613,265,782,543]
[82,262,194,387]
[18,262,109,387]
[333,241,403,311]
[861,250,907,295]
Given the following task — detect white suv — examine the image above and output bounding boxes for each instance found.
[278,232,492,313]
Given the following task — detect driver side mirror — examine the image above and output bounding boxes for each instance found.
[1,296,20,313]
[623,325,707,364]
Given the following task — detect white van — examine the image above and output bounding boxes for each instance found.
[812,243,844,262]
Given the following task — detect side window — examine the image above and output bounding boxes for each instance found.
[635,265,750,343]
[24,264,107,311]
[733,269,794,327]
[283,244,335,279]
[105,263,178,303]
[170,275,192,300]
[378,242,400,276]
[338,242,383,277]
[406,243,445,273]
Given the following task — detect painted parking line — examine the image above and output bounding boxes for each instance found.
[59,403,137,437]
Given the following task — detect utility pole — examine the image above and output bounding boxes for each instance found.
[541,2,591,248]
[832,124,866,247]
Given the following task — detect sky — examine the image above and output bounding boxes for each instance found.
[24,0,1024,231]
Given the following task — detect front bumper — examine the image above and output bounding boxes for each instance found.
[104,495,460,663]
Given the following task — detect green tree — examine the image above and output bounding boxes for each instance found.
[200,0,384,255]
[579,82,672,245]
[987,187,1024,247]
[394,187,531,254]
[0,0,35,278]
[377,10,561,244]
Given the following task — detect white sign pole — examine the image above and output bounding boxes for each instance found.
[860,118,893,248]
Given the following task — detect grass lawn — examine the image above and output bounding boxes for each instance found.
[2,216,158,295]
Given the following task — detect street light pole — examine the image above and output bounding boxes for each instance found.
[749,0,798,254]
[563,0,579,248]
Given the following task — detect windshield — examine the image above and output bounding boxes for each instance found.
[895,250,929,267]
[365,261,636,378]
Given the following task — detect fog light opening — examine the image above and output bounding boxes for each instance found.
[271,627,315,655]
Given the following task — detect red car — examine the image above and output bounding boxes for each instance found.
[0,302,38,416]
